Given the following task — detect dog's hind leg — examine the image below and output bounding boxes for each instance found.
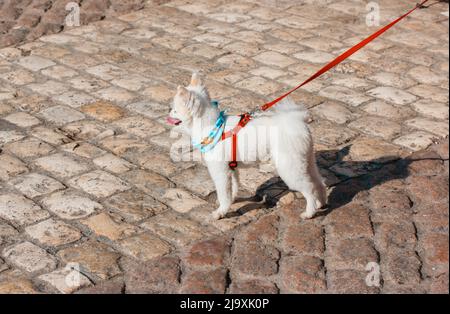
[275,153,326,219]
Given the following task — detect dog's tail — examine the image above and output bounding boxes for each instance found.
[269,97,312,151]
[271,97,311,123]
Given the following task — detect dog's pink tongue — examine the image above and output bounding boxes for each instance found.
[166,117,182,125]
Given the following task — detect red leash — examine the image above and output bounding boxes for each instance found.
[223,0,429,170]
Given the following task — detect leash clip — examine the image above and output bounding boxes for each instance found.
[238,112,252,127]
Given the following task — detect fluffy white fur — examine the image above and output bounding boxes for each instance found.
[168,73,327,220]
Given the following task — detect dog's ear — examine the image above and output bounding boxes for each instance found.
[190,72,203,87]
[177,85,202,117]
[177,85,190,99]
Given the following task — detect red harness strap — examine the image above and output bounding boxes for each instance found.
[229,134,238,170]
[221,0,428,169]
[222,112,252,140]
[223,113,250,170]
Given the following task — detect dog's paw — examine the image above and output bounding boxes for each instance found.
[208,210,225,221]
[300,211,315,220]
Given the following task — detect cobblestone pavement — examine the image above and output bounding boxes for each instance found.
[0,0,170,48]
[0,0,448,293]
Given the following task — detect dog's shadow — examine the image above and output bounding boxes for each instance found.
[227,145,441,218]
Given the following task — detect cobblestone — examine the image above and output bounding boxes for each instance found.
[279,255,326,293]
[39,105,85,125]
[15,55,56,71]
[25,218,82,248]
[3,241,57,275]
[0,0,154,48]
[10,173,65,198]
[68,170,130,198]
[35,153,90,178]
[180,268,227,294]
[3,137,54,159]
[117,232,172,261]
[81,212,138,241]
[57,240,122,280]
[0,276,38,293]
[0,193,50,226]
[122,256,180,293]
[0,0,447,294]
[0,154,28,180]
[367,86,417,105]
[37,268,92,294]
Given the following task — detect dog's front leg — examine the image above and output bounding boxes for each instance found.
[207,161,233,220]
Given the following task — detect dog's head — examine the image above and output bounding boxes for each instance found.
[167,72,211,132]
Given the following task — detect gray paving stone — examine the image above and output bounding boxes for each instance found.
[3,241,57,274]
[367,87,418,105]
[68,170,131,198]
[0,154,28,181]
[3,112,41,128]
[37,268,92,294]
[25,218,81,247]
[39,105,85,125]
[10,173,65,198]
[35,153,90,178]
[0,193,50,226]
[41,190,102,220]
[15,56,56,71]
[3,137,54,159]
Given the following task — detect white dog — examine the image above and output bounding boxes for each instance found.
[167,73,327,220]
